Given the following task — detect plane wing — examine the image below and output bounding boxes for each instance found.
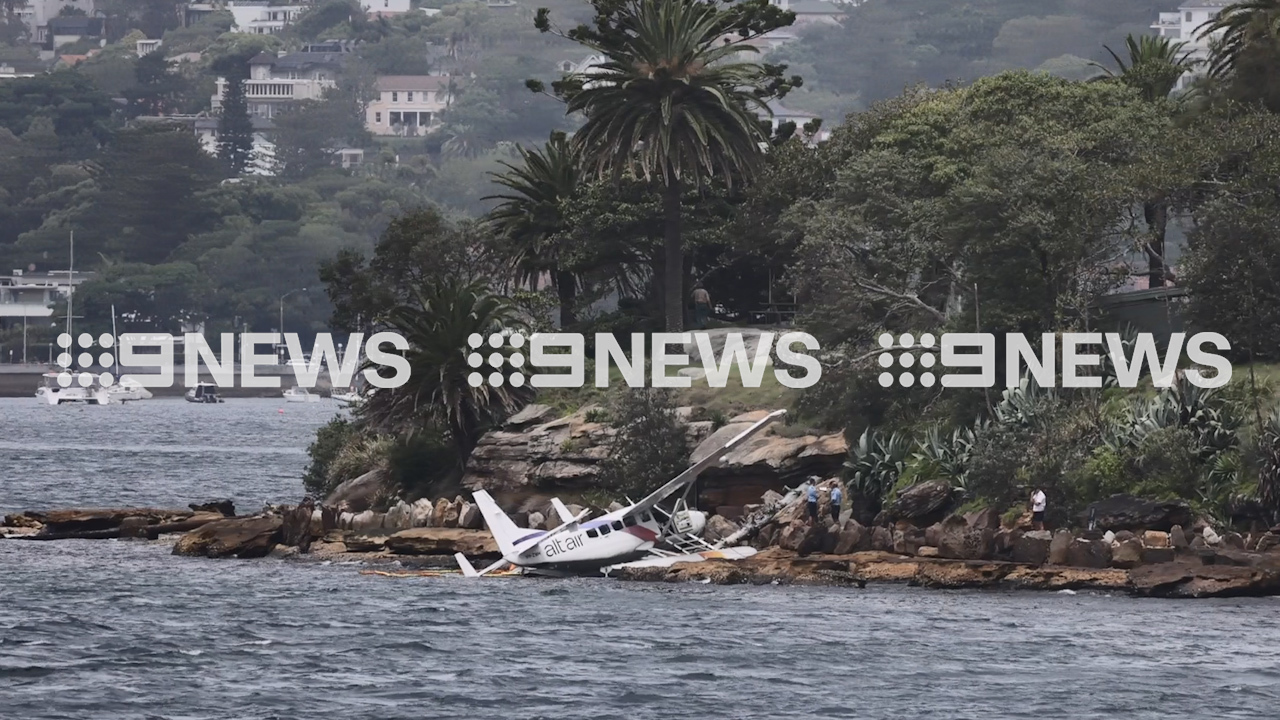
[624,409,786,516]
[550,498,575,524]
[509,507,590,557]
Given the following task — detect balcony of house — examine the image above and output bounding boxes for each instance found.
[1151,13,1182,38]
[212,77,333,111]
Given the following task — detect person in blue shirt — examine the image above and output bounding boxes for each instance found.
[807,483,819,524]
[830,484,843,524]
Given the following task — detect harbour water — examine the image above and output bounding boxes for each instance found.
[2,398,1280,719]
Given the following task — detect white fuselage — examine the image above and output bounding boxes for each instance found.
[511,509,706,571]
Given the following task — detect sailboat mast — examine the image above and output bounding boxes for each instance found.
[66,231,74,343]
[111,303,119,376]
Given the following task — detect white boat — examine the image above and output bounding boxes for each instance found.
[186,382,224,403]
[331,389,360,407]
[107,377,153,403]
[283,386,320,403]
[36,372,110,405]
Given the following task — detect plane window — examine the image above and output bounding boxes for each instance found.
[623,516,636,527]
[612,521,624,531]
[600,525,611,535]
[640,512,651,522]
[586,529,598,538]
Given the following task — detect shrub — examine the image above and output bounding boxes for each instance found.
[599,388,690,499]
[303,418,359,497]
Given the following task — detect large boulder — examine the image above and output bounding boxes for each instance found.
[870,526,894,552]
[384,500,412,531]
[462,406,615,496]
[324,469,388,512]
[458,502,482,530]
[280,499,314,552]
[893,527,926,556]
[172,516,283,558]
[777,522,826,555]
[884,481,958,527]
[189,500,235,517]
[1013,531,1052,565]
[384,528,499,559]
[1111,538,1145,569]
[1067,539,1113,569]
[1048,529,1073,565]
[703,515,739,544]
[832,520,868,554]
[936,515,996,561]
[963,508,1002,532]
[1080,495,1193,533]
[410,498,434,527]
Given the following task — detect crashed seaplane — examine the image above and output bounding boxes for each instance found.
[454,409,786,577]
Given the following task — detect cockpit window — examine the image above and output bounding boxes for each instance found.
[586,529,598,538]
[623,515,636,527]
[611,520,624,531]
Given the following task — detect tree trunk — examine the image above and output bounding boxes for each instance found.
[555,270,576,328]
[662,179,684,332]
[1144,199,1169,288]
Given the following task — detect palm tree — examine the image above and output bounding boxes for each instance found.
[486,131,581,327]
[1090,34,1200,288]
[558,0,778,331]
[1200,0,1280,80]
[1090,34,1200,102]
[360,279,532,460]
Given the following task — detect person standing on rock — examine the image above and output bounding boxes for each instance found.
[807,483,819,525]
[830,484,843,525]
[691,282,712,329]
[1030,487,1047,531]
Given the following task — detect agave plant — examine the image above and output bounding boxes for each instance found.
[843,428,911,517]
[1258,406,1280,524]
[914,423,976,490]
[994,375,1055,429]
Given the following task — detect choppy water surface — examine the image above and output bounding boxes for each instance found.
[2,398,1279,719]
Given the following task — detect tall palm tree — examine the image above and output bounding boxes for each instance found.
[360,279,532,460]
[1090,34,1200,102]
[560,0,776,331]
[1201,0,1280,80]
[486,131,581,327]
[1091,34,1200,288]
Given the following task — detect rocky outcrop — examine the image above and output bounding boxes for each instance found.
[324,468,388,512]
[883,481,958,527]
[1130,562,1280,598]
[935,514,996,561]
[383,528,499,559]
[1081,495,1193,532]
[5,507,226,541]
[172,516,283,558]
[462,405,615,495]
[690,416,847,508]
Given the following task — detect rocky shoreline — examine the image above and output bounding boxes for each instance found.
[6,494,1280,599]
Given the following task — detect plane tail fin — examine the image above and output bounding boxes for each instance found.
[472,490,523,558]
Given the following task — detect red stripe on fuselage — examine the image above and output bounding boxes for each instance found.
[626,525,658,542]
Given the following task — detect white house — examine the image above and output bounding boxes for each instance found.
[212,48,346,119]
[136,38,161,56]
[361,0,410,15]
[227,2,306,35]
[761,100,831,143]
[14,0,95,34]
[365,75,454,136]
[774,0,846,27]
[1150,0,1231,91]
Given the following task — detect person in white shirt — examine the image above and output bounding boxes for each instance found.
[1030,488,1047,530]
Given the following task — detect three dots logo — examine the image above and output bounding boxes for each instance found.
[877,332,937,388]
[55,332,116,388]
[466,331,526,388]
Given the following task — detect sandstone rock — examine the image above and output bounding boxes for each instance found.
[754,524,776,549]
[1114,530,1136,543]
[345,534,387,552]
[936,515,995,561]
[189,500,235,517]
[281,499,315,552]
[760,490,784,507]
[384,528,499,558]
[527,511,545,530]
[963,507,1002,531]
[1190,536,1207,549]
[338,511,354,530]
[607,502,625,513]
[1144,547,1175,564]
[1130,561,1280,598]
[1048,529,1073,565]
[884,481,958,527]
[778,522,826,555]
[410,499,434,527]
[1169,525,1189,549]
[703,515,739,544]
[993,529,1019,559]
[1203,526,1221,546]
[384,500,412,531]
[871,526,894,552]
[433,499,452,528]
[1067,539,1112,569]
[1013,531,1051,565]
[1222,531,1245,550]
[458,502,482,530]
[892,527,926,556]
[324,469,387,513]
[832,520,867,554]
[1257,533,1280,553]
[917,546,940,558]
[505,403,554,428]
[1081,494,1193,532]
[23,508,192,536]
[1143,531,1170,548]
[924,523,942,548]
[350,510,378,533]
[1111,538,1145,569]
[172,516,283,558]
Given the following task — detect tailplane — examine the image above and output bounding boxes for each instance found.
[472,490,524,558]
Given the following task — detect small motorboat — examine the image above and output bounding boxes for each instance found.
[283,386,320,403]
[107,377,153,403]
[331,388,361,407]
[186,382,224,403]
[35,372,110,405]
